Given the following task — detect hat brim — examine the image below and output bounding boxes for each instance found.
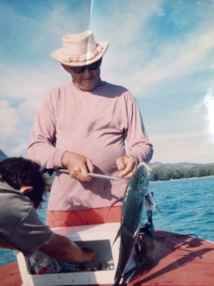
[50,41,109,67]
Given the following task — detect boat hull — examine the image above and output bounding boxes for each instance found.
[1,229,214,286]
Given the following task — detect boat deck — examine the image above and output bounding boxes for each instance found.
[1,230,214,286]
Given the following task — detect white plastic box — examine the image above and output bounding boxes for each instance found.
[16,222,121,286]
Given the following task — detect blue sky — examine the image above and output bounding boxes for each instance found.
[0,0,214,163]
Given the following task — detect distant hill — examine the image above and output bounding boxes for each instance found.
[0,150,7,161]
[149,162,214,181]
[149,162,214,168]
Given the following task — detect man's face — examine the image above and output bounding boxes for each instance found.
[63,58,102,91]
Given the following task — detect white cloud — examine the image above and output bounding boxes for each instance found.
[151,130,206,142]
[0,101,20,137]
[0,97,43,157]
[197,89,214,144]
[0,62,70,99]
[103,27,214,95]
[0,100,25,156]
[150,130,214,164]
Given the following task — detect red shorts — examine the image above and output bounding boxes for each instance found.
[47,206,122,227]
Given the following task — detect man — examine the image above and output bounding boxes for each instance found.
[0,157,95,264]
[28,30,153,227]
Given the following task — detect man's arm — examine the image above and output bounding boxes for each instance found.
[125,94,153,164]
[40,233,96,263]
[28,92,64,169]
[0,234,96,264]
[0,197,96,264]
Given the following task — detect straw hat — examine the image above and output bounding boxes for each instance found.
[50,30,109,66]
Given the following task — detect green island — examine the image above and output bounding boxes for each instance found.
[149,162,214,181]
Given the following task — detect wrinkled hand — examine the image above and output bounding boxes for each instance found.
[116,155,138,179]
[61,151,94,181]
[81,247,96,262]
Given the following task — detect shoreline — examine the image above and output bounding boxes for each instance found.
[150,174,214,183]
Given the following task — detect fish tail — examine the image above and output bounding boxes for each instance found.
[114,270,122,286]
[113,279,120,286]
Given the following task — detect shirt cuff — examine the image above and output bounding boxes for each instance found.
[128,154,139,165]
[52,149,66,168]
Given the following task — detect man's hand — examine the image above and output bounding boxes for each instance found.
[61,151,94,181]
[81,247,96,262]
[116,155,137,179]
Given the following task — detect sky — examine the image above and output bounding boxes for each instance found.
[0,0,214,164]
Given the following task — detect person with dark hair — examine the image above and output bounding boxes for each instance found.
[0,157,96,264]
[0,156,46,209]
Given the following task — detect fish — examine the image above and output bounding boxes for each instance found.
[113,162,151,286]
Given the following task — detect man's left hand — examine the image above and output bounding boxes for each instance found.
[116,155,137,179]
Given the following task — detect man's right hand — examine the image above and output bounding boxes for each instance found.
[61,151,94,181]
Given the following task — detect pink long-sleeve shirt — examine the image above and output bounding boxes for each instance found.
[28,81,153,211]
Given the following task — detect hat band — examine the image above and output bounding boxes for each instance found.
[62,44,103,64]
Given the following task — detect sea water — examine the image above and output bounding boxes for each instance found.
[1,176,214,266]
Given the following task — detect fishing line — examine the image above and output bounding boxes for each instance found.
[155,233,214,263]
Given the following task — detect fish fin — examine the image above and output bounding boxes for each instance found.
[154,204,162,214]
[112,225,122,245]
[133,228,140,239]
[146,191,162,214]
[113,278,120,286]
[122,264,140,285]
[105,196,123,220]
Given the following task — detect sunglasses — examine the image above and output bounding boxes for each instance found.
[69,58,102,74]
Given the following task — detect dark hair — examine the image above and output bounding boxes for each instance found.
[0,157,47,209]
